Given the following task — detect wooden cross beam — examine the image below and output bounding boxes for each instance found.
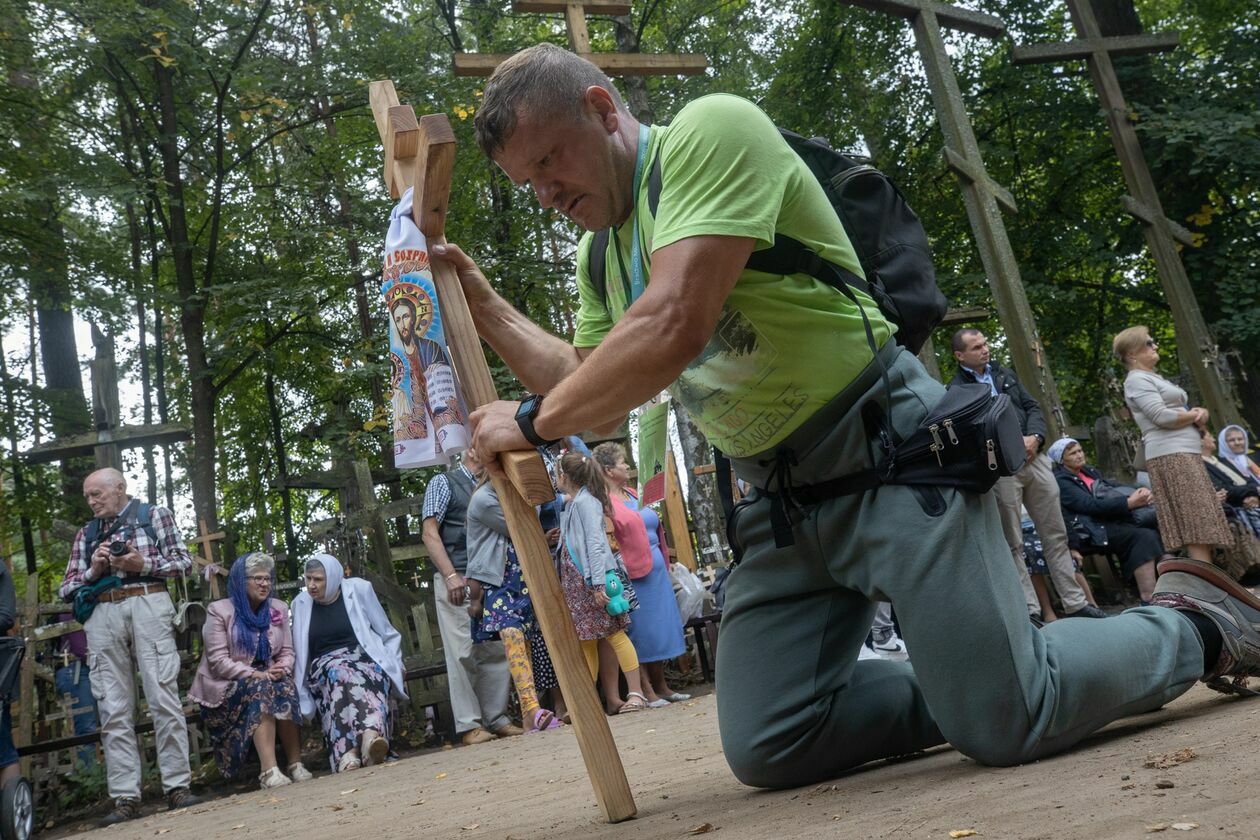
[1012,0,1242,428]
[369,79,636,823]
[188,518,227,599]
[662,451,696,572]
[452,1,707,77]
[838,0,1068,439]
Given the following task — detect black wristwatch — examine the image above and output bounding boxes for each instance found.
[515,394,560,448]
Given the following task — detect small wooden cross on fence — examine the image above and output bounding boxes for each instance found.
[1013,0,1242,427]
[188,518,227,599]
[839,0,1067,440]
[369,79,636,823]
[453,1,707,77]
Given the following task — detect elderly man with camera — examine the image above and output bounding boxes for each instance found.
[58,468,202,826]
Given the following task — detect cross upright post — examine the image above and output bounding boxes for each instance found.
[840,0,1069,438]
[1013,0,1242,427]
[453,2,707,77]
[369,79,636,823]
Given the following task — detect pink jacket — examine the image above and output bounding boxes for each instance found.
[188,598,295,708]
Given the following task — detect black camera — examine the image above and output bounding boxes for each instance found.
[108,540,129,557]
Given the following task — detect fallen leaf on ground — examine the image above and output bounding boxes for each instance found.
[436,772,448,780]
[339,788,359,795]
[231,825,245,831]
[1155,780,1176,789]
[949,832,979,838]
[329,804,344,812]
[155,831,171,835]
[1147,825,1169,833]
[1145,748,1197,769]
[1171,824,1199,832]
[688,823,717,835]
[461,823,480,831]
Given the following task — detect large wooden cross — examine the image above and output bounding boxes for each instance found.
[1013,0,1242,427]
[453,1,706,77]
[23,328,189,469]
[840,0,1069,438]
[369,80,635,823]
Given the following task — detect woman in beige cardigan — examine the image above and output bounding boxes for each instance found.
[190,552,313,788]
[1114,327,1231,563]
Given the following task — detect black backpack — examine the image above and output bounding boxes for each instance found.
[83,501,159,553]
[588,126,946,355]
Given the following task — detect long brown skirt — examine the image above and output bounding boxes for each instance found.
[1147,452,1232,550]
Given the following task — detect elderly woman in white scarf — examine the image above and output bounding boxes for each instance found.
[291,554,407,772]
[1218,425,1260,487]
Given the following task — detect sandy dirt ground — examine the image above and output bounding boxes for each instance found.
[51,683,1260,840]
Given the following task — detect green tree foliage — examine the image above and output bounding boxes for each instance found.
[0,0,1253,581]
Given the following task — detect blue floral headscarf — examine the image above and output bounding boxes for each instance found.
[229,552,274,664]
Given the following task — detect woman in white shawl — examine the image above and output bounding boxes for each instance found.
[291,554,407,772]
[1218,425,1260,486]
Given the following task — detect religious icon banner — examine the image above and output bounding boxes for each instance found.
[637,400,670,506]
[381,187,471,468]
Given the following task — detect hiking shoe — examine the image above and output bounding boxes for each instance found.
[362,733,389,766]
[461,727,495,746]
[259,767,292,789]
[492,722,525,738]
[1152,558,1260,697]
[1062,604,1107,619]
[98,797,140,827]
[287,762,314,782]
[166,787,204,810]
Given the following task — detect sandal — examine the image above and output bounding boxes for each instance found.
[529,708,562,731]
[337,751,362,772]
[617,691,649,714]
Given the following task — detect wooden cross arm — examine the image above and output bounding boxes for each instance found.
[22,423,190,465]
[1012,32,1179,66]
[453,52,707,77]
[841,0,1005,39]
[513,0,631,12]
[943,147,1018,215]
[1121,194,1196,247]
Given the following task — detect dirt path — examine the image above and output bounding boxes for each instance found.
[58,685,1259,839]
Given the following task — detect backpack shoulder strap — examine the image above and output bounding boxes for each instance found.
[589,229,610,313]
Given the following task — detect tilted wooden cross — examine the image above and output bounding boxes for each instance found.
[840,0,1068,439]
[453,1,706,77]
[1013,0,1242,427]
[369,79,635,823]
[662,451,697,572]
[188,518,227,599]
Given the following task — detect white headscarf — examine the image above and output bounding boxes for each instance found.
[1218,425,1252,477]
[305,552,344,605]
[1047,437,1078,466]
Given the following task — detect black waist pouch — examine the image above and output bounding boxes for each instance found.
[878,383,1025,493]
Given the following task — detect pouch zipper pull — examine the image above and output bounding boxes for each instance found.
[986,439,998,471]
[943,419,959,445]
[929,424,944,466]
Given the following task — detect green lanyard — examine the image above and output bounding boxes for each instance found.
[612,123,651,309]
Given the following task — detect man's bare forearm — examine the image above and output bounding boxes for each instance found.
[471,289,584,395]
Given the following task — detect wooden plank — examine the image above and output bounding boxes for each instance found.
[30,619,82,643]
[454,51,707,77]
[18,581,37,776]
[513,0,631,13]
[1011,32,1179,65]
[843,0,1005,39]
[375,98,634,822]
[23,422,190,464]
[1120,194,1196,246]
[566,3,592,54]
[943,146,1017,215]
[663,451,697,572]
[939,306,990,327]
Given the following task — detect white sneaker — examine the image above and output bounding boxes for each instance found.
[259,766,292,789]
[857,644,881,660]
[871,633,908,654]
[287,762,313,783]
[362,733,389,767]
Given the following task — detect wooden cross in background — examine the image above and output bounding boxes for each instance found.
[840,0,1068,440]
[369,79,636,823]
[1013,0,1242,427]
[188,518,227,599]
[453,2,707,77]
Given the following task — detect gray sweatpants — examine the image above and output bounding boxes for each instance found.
[716,344,1204,789]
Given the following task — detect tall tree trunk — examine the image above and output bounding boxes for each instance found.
[151,53,220,542]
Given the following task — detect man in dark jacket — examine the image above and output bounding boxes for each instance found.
[950,329,1104,620]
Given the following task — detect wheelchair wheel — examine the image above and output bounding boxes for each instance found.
[0,777,33,840]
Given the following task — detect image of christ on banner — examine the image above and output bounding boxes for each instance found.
[381,187,470,468]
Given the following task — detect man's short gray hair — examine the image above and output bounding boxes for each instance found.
[474,42,623,159]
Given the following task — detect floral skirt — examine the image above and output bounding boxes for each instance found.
[309,647,391,772]
[473,546,534,641]
[200,673,299,780]
[558,545,629,641]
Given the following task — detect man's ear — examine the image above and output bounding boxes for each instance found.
[585,85,619,133]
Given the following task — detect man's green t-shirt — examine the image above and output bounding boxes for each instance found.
[573,94,895,458]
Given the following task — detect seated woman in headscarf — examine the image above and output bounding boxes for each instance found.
[1200,427,1260,537]
[1048,438,1166,604]
[1217,425,1260,488]
[290,553,407,773]
[190,552,312,788]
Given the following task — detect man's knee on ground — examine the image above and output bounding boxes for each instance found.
[949,734,1033,768]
